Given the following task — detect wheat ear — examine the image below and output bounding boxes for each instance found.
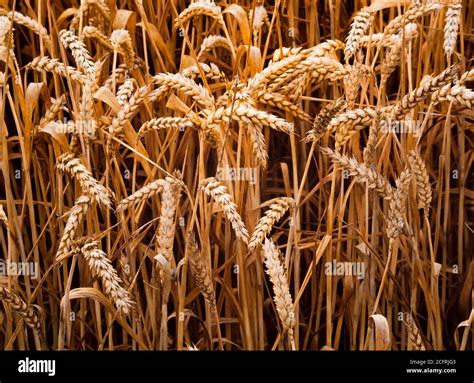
[0,205,8,229]
[443,1,462,57]
[110,29,135,67]
[383,2,443,36]
[186,232,217,313]
[263,238,295,348]
[138,117,194,137]
[199,177,249,244]
[248,198,295,253]
[27,56,87,83]
[174,1,224,29]
[408,151,432,215]
[56,153,111,208]
[59,29,96,78]
[81,240,134,315]
[155,174,182,266]
[386,167,412,239]
[0,287,42,334]
[116,179,169,212]
[403,315,426,351]
[432,83,474,108]
[56,195,91,259]
[304,98,346,143]
[198,35,232,61]
[246,123,268,169]
[322,147,394,199]
[344,7,373,62]
[391,65,459,119]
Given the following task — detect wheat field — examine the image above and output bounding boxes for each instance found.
[0,0,472,351]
